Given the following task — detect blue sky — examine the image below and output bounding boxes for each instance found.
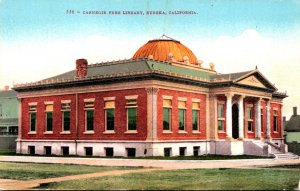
[1,0,299,42]
[0,0,300,117]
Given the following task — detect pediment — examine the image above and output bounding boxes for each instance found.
[237,75,267,89]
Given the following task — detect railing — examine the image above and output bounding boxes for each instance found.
[265,140,285,153]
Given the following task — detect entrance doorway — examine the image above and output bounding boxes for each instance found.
[232,104,239,139]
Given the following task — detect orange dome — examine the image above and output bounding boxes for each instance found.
[133,37,199,65]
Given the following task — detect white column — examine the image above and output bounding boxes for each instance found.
[255,98,262,139]
[226,93,233,139]
[238,95,244,139]
[17,98,22,154]
[146,87,158,141]
[266,99,271,139]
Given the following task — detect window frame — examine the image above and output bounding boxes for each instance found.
[217,102,225,131]
[29,103,37,133]
[273,109,278,133]
[246,105,254,132]
[125,97,138,133]
[178,100,186,131]
[104,100,115,132]
[61,101,71,133]
[84,99,95,133]
[163,99,172,132]
[192,101,200,132]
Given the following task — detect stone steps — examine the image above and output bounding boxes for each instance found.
[273,152,299,160]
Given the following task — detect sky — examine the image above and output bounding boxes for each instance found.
[0,0,300,118]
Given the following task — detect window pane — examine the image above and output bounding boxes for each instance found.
[218,120,224,131]
[247,107,252,119]
[248,121,252,131]
[163,108,170,130]
[217,104,223,118]
[86,110,94,131]
[274,116,278,132]
[128,108,137,130]
[30,113,36,131]
[106,109,114,130]
[192,110,199,130]
[63,111,70,131]
[178,109,185,130]
[46,112,53,131]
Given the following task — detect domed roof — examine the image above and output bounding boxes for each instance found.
[133,35,199,65]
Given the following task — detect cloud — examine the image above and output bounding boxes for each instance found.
[188,29,300,118]
[0,29,299,118]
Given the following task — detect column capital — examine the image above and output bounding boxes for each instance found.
[146,87,159,95]
[239,94,245,100]
[225,93,233,98]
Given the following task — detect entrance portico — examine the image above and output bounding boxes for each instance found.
[212,89,273,141]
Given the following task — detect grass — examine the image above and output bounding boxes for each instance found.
[40,168,300,190]
[0,162,141,180]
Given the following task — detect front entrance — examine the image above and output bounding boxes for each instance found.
[232,104,239,139]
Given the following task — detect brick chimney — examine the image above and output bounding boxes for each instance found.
[293,106,297,116]
[75,59,88,78]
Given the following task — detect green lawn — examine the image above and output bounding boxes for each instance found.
[40,168,300,190]
[0,162,141,180]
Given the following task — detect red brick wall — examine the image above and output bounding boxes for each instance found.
[157,89,207,140]
[270,103,282,138]
[22,95,77,140]
[21,88,148,140]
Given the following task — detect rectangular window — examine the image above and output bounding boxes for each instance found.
[261,108,263,132]
[85,147,93,156]
[105,101,115,131]
[192,110,199,131]
[105,147,114,157]
[28,146,35,155]
[178,109,185,130]
[273,110,278,132]
[126,148,136,157]
[85,110,94,131]
[44,146,52,155]
[163,99,172,131]
[46,112,53,131]
[62,111,70,131]
[179,147,186,156]
[164,148,172,157]
[61,102,71,132]
[192,102,200,131]
[126,99,137,131]
[45,103,53,132]
[84,100,95,131]
[163,108,171,130]
[29,104,37,132]
[193,146,200,156]
[217,103,225,131]
[127,108,137,130]
[61,147,69,156]
[178,101,186,131]
[246,106,254,132]
[30,113,36,132]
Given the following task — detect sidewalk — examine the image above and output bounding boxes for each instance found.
[0,155,299,169]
